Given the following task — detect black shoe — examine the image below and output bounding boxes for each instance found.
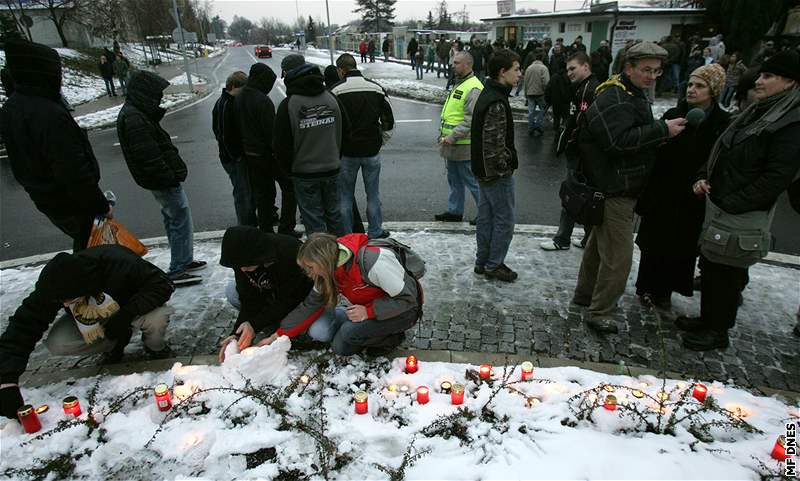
[169,272,203,286]
[363,332,406,357]
[278,229,303,239]
[100,344,125,365]
[434,212,463,222]
[675,316,704,332]
[185,260,207,272]
[571,297,591,307]
[794,323,800,337]
[693,275,702,292]
[145,345,175,360]
[639,294,671,310]
[682,330,729,351]
[586,316,619,334]
[474,265,485,274]
[469,218,477,226]
[485,264,518,282]
[371,230,391,239]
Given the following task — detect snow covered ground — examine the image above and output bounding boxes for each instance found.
[122,44,224,69]
[74,93,195,130]
[0,335,795,480]
[169,73,208,86]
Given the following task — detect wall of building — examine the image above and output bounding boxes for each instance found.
[27,10,103,48]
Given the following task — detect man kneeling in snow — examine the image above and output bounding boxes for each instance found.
[0,245,175,418]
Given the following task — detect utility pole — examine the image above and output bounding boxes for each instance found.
[171,0,193,90]
[553,0,557,12]
[325,0,334,64]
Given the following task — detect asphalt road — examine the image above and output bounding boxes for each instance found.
[1,47,798,260]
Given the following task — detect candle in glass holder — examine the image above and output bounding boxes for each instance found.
[451,384,465,405]
[440,381,452,394]
[354,391,368,415]
[603,384,616,393]
[399,385,409,394]
[520,361,534,381]
[657,390,669,401]
[300,374,311,384]
[479,365,492,380]
[771,435,790,461]
[405,355,418,374]
[154,383,172,412]
[62,396,81,417]
[17,405,42,434]
[692,384,708,403]
[416,386,429,404]
[526,396,541,408]
[603,394,618,411]
[387,384,398,393]
[631,389,645,399]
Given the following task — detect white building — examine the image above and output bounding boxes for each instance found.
[481,4,709,59]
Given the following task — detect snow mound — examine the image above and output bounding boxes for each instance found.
[169,73,207,86]
[222,335,291,386]
[74,93,194,130]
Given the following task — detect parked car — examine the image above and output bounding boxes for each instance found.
[255,45,272,58]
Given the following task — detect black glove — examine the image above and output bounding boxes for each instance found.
[0,385,24,419]
[103,312,134,343]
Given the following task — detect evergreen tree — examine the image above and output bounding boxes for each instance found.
[306,15,315,42]
[425,10,435,29]
[353,0,396,32]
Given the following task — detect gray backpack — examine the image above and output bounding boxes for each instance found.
[358,238,426,280]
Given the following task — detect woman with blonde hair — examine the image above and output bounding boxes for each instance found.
[257,233,421,355]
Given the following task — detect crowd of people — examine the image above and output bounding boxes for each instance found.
[0,35,798,419]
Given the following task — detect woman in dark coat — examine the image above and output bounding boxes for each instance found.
[635,64,731,308]
[682,51,800,350]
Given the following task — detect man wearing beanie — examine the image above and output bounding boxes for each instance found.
[0,40,111,252]
[116,70,206,286]
[572,41,687,334]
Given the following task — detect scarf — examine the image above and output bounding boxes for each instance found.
[68,293,120,344]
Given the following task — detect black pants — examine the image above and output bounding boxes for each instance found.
[44,210,94,252]
[245,154,297,234]
[699,254,749,331]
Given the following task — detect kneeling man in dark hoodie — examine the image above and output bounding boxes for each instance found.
[0,245,175,419]
[219,226,317,361]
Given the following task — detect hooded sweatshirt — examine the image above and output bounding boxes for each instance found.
[116,71,188,190]
[219,226,313,334]
[236,63,277,158]
[0,40,109,218]
[0,245,173,384]
[273,64,349,178]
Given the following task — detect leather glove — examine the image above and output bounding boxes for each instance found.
[103,312,134,342]
[0,385,24,419]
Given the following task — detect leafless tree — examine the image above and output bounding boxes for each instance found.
[28,0,81,47]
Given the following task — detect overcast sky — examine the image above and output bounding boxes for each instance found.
[211,0,591,27]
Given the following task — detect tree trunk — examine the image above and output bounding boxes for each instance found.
[48,5,69,47]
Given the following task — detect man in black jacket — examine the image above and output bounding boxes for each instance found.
[0,245,175,419]
[236,63,297,236]
[217,226,313,361]
[407,36,419,70]
[213,70,257,226]
[116,71,205,285]
[331,53,394,239]
[572,41,686,333]
[541,51,598,251]
[0,40,112,253]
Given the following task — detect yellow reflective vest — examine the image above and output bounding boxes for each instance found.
[439,75,484,145]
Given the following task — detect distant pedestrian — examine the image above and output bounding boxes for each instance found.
[721,52,747,107]
[274,62,349,235]
[332,53,394,239]
[0,40,112,252]
[114,53,130,95]
[99,55,116,97]
[368,38,376,63]
[425,41,436,73]
[437,37,450,78]
[407,35,419,70]
[415,46,424,80]
[116,70,206,285]
[359,39,367,63]
[523,50,549,135]
[471,49,522,283]
[382,37,390,62]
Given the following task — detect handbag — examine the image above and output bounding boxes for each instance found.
[87,217,148,257]
[699,197,776,268]
[559,171,605,226]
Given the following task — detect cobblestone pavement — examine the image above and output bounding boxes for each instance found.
[2,230,798,392]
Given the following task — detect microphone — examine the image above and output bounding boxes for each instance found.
[685,107,705,127]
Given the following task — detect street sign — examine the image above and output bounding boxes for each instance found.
[497,0,515,16]
[207,33,217,43]
[172,28,197,44]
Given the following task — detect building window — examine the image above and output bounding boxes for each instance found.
[522,23,551,41]
[567,23,582,32]
[586,22,592,33]
[559,22,566,33]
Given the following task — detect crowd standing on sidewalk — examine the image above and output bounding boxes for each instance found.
[1,37,799,420]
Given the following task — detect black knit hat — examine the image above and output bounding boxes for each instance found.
[759,50,800,82]
[4,39,61,94]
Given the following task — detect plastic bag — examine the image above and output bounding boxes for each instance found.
[87,217,148,257]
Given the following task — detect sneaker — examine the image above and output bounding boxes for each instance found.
[675,316,704,332]
[682,329,729,351]
[434,212,463,222]
[540,240,570,251]
[474,265,485,275]
[572,238,586,248]
[185,260,207,272]
[586,316,619,334]
[145,345,175,360]
[169,272,203,286]
[485,264,518,282]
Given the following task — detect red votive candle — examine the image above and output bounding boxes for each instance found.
[62,396,82,417]
[771,435,790,461]
[154,383,172,412]
[520,361,534,381]
[603,394,618,411]
[405,355,418,374]
[479,365,492,380]
[17,405,42,434]
[354,391,368,415]
[451,384,465,405]
[692,384,708,403]
[416,386,429,405]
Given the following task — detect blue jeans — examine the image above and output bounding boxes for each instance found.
[446,159,480,216]
[721,85,736,107]
[309,303,418,355]
[293,175,344,236]
[103,77,116,96]
[671,63,681,92]
[476,176,515,270]
[526,95,547,132]
[416,63,423,79]
[221,160,258,226]
[340,155,384,238]
[151,185,194,276]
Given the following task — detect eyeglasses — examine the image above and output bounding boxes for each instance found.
[637,67,663,78]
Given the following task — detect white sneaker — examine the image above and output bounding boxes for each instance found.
[539,240,570,251]
[572,238,586,248]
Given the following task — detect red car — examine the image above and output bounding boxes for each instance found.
[255,46,272,58]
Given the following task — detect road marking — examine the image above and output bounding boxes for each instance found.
[114,136,177,147]
[210,49,231,85]
[395,119,431,123]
